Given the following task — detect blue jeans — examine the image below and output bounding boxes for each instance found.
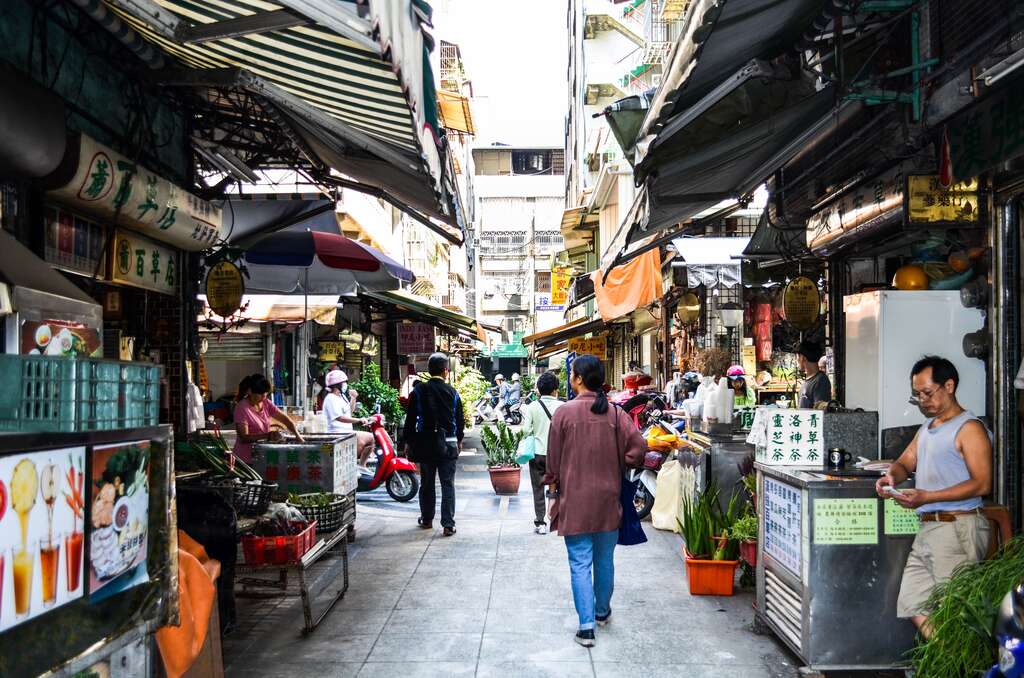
[564,530,618,630]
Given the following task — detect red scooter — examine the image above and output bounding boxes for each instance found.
[357,411,420,502]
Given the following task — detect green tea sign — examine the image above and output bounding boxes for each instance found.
[109,230,177,295]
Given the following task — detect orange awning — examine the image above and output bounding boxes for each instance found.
[438,90,475,134]
[591,248,663,321]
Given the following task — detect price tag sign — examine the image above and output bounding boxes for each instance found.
[813,498,878,545]
[884,500,921,535]
[763,477,802,578]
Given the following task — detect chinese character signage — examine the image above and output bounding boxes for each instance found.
[883,500,920,535]
[763,477,802,578]
[813,498,878,545]
[0,447,87,632]
[397,323,435,354]
[251,438,357,496]
[807,163,906,251]
[318,341,344,362]
[551,268,571,307]
[109,230,177,295]
[567,336,607,360]
[782,277,820,331]
[754,409,824,466]
[205,261,244,316]
[43,206,106,278]
[906,175,980,224]
[46,135,222,251]
[535,293,561,311]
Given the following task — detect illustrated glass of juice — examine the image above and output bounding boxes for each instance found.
[13,544,34,618]
[65,528,83,593]
[0,552,5,615]
[40,536,60,607]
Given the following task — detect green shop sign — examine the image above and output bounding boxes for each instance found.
[491,343,528,358]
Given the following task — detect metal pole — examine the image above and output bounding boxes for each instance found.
[993,197,1021,526]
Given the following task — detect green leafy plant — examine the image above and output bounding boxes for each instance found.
[557,365,569,398]
[519,372,535,397]
[679,482,742,560]
[452,364,489,427]
[730,513,758,543]
[352,363,403,427]
[910,536,1024,678]
[480,422,523,468]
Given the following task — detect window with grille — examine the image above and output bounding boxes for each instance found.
[479,230,528,254]
[534,230,564,254]
[536,271,552,293]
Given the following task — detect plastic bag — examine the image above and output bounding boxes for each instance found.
[515,436,538,465]
[650,460,683,532]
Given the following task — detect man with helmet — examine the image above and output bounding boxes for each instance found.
[322,369,376,468]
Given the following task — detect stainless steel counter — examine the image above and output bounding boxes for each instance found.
[755,463,918,672]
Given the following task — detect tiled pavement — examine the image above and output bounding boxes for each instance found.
[222,441,799,678]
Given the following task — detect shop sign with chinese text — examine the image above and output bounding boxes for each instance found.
[535,293,561,311]
[251,438,357,496]
[47,135,222,251]
[754,409,825,466]
[44,206,106,278]
[550,268,571,307]
[806,163,906,251]
[109,230,177,294]
[782,277,820,331]
[906,175,980,225]
[397,322,436,354]
[813,498,878,545]
[318,341,344,362]
[205,261,244,317]
[567,336,607,360]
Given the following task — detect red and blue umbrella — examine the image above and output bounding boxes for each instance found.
[243,230,414,296]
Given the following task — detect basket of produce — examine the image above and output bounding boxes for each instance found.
[241,517,317,566]
[286,492,350,533]
[178,434,277,516]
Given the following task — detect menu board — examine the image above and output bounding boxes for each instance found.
[396,323,436,355]
[755,409,824,466]
[884,500,921,535]
[763,477,802,578]
[0,447,86,632]
[813,498,878,545]
[88,442,150,603]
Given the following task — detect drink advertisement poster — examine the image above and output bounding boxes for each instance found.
[0,447,86,632]
[88,441,150,603]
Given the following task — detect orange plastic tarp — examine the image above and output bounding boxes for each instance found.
[591,249,663,321]
[155,531,221,678]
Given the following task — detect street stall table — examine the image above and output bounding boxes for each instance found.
[755,464,918,675]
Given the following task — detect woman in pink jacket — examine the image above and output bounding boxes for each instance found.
[544,355,646,647]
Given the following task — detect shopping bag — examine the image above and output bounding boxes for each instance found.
[618,475,648,546]
[650,459,682,532]
[515,436,539,465]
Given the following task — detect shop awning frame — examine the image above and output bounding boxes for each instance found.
[522,317,608,351]
[362,290,487,341]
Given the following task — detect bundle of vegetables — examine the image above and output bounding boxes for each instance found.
[287,492,340,508]
[252,503,308,536]
[181,434,262,483]
[910,536,1024,678]
[679,482,742,560]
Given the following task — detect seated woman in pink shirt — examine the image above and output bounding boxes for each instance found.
[233,374,303,463]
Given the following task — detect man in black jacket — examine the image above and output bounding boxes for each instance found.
[403,352,464,536]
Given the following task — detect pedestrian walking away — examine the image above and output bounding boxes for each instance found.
[875,355,993,638]
[403,352,465,536]
[543,355,646,647]
[520,370,564,534]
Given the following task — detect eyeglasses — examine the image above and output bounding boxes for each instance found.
[908,386,941,406]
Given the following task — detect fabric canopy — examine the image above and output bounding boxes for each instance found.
[243,230,413,295]
[591,248,663,322]
[223,198,335,245]
[363,290,485,340]
[671,236,749,288]
[522,317,601,348]
[199,294,338,325]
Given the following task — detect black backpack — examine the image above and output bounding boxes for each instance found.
[410,381,459,462]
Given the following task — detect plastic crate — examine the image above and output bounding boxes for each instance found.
[0,355,162,432]
[287,494,349,533]
[241,521,317,566]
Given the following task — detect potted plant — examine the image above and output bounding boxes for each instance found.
[679,484,741,596]
[481,422,524,495]
[731,512,758,568]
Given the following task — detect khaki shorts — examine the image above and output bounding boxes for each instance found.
[896,513,990,618]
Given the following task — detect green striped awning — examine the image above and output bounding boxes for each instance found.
[99,0,462,241]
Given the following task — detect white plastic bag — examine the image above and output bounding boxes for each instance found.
[651,460,683,532]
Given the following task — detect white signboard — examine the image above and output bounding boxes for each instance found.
[763,476,802,578]
[755,409,824,466]
[535,293,562,312]
[47,135,223,251]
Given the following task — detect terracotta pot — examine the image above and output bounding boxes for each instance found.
[488,466,521,495]
[739,540,758,567]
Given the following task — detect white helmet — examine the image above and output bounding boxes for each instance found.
[495,373,505,381]
[511,373,520,382]
[325,369,348,387]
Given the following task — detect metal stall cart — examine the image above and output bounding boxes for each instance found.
[0,426,176,678]
[755,465,919,675]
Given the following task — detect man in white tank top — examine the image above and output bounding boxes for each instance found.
[875,355,992,638]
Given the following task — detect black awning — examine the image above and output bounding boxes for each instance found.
[226,198,335,247]
[741,208,812,264]
[601,89,655,166]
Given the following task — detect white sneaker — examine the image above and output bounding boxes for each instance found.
[534,523,548,535]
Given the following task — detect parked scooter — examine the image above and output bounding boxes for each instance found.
[357,409,420,502]
[628,402,684,519]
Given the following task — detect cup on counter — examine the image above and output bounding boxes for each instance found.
[827,447,853,471]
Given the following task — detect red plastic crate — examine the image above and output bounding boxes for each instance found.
[242,521,318,566]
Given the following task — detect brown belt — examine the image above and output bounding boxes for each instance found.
[919,509,982,523]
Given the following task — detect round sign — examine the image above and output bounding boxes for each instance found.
[205,261,244,317]
[782,276,821,331]
[676,292,700,324]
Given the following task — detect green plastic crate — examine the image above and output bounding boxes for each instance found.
[0,355,78,432]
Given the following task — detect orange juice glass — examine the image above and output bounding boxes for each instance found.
[65,530,83,593]
[13,545,34,618]
[40,537,60,606]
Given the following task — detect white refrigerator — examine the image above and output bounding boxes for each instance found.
[843,290,986,436]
